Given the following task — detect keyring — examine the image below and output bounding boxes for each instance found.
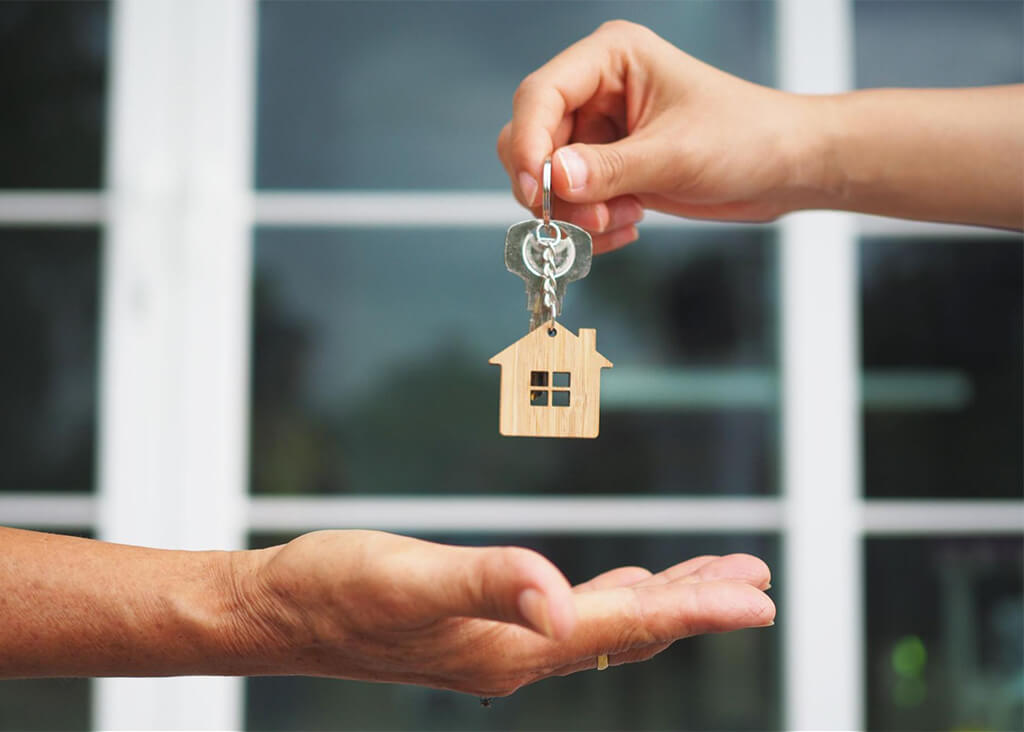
[542,156,553,230]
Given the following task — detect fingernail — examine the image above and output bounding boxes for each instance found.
[758,620,776,628]
[518,172,538,206]
[764,583,772,590]
[556,148,587,192]
[517,588,554,639]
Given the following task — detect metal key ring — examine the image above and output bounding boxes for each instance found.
[542,156,552,230]
[532,218,563,248]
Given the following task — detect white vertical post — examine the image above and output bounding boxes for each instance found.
[96,0,254,729]
[777,1,863,730]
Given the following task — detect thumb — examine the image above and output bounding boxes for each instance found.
[434,545,577,641]
[553,138,672,204]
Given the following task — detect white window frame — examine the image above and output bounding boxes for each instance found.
[0,0,1021,730]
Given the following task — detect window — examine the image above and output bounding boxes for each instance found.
[3,1,1020,730]
[530,371,570,407]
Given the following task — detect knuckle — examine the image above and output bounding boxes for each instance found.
[610,593,654,650]
[513,74,538,106]
[597,19,644,38]
[749,599,775,626]
[501,544,539,564]
[597,146,626,192]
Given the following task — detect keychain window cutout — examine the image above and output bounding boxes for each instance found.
[490,321,611,438]
[529,370,571,408]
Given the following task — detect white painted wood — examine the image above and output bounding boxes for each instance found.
[2,494,1018,535]
[863,501,1024,535]
[778,1,862,730]
[248,497,785,534]
[0,192,105,224]
[95,0,254,729]
[0,495,95,528]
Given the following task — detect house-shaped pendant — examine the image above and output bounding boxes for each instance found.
[489,322,612,438]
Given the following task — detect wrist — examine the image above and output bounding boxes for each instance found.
[194,546,297,676]
[782,92,849,212]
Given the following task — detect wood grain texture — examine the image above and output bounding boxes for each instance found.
[489,321,612,439]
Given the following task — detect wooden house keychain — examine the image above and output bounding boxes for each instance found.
[490,157,612,438]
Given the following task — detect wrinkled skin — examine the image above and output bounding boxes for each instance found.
[239,530,774,697]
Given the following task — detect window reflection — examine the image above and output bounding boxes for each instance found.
[854,0,1023,88]
[860,236,1023,498]
[0,1,109,188]
[866,537,1024,731]
[0,230,100,494]
[250,227,777,495]
[256,0,775,189]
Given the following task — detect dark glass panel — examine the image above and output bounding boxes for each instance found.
[865,536,1024,731]
[256,0,775,189]
[860,236,1023,498]
[247,532,781,731]
[0,1,109,188]
[0,229,100,493]
[855,0,1023,89]
[250,227,777,495]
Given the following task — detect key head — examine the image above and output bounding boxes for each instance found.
[505,219,593,330]
[504,219,592,284]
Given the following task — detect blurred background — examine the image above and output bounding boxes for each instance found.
[0,0,1021,730]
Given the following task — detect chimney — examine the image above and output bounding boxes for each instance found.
[579,328,597,353]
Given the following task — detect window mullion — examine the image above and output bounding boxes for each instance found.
[778,1,862,730]
[96,0,255,730]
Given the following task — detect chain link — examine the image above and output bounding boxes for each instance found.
[539,156,557,323]
[539,226,559,322]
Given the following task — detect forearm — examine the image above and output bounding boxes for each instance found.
[809,85,1024,229]
[0,527,270,678]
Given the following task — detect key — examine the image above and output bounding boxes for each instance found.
[504,218,593,332]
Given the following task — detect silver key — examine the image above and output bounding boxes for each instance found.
[504,218,593,332]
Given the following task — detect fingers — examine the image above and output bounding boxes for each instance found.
[434,544,577,641]
[505,29,620,196]
[552,137,678,205]
[580,579,775,649]
[573,566,652,593]
[593,225,640,255]
[635,553,772,591]
[506,577,773,690]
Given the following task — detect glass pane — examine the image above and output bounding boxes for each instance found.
[250,227,777,495]
[854,0,1024,88]
[865,536,1024,731]
[0,679,91,731]
[860,236,1022,498]
[256,0,775,189]
[0,229,100,493]
[0,529,92,732]
[246,532,780,731]
[0,1,109,188]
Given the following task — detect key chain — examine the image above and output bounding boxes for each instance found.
[489,157,612,439]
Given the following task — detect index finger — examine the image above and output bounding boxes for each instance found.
[507,22,629,182]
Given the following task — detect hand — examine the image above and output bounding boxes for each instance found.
[237,529,775,697]
[498,20,822,253]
